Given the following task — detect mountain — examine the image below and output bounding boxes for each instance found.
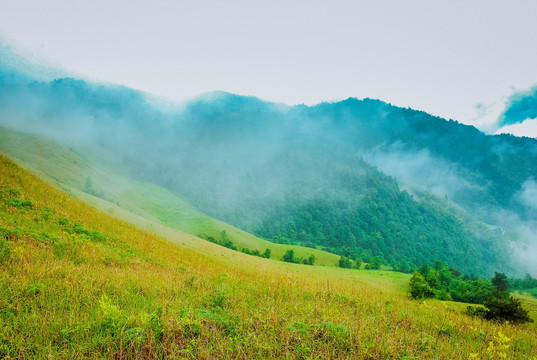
[1,53,536,277]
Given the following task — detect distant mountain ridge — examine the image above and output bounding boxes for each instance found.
[1,54,536,276]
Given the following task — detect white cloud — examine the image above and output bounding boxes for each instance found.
[363,143,480,199]
[1,1,537,124]
[516,178,537,212]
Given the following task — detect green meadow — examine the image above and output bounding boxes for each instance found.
[1,127,536,359]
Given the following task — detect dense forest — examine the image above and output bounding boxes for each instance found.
[245,166,508,276]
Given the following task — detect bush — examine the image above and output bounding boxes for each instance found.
[409,272,434,299]
[483,296,533,324]
[369,256,382,270]
[338,256,352,269]
[282,249,296,263]
[466,305,488,318]
[4,198,34,210]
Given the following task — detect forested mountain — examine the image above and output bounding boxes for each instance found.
[1,57,536,276]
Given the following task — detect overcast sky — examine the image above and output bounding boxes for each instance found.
[1,0,537,135]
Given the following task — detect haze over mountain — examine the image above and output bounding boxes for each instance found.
[1,47,537,277]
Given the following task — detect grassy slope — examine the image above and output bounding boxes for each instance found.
[0,126,341,266]
[1,150,537,359]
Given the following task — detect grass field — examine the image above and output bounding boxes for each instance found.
[1,127,537,359]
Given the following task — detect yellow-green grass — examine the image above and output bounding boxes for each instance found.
[1,151,537,358]
[0,125,340,266]
[514,292,537,325]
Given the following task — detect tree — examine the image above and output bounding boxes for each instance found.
[369,256,382,270]
[418,263,430,277]
[438,268,453,288]
[491,272,509,299]
[263,248,271,259]
[433,259,444,271]
[282,250,295,263]
[338,256,352,269]
[397,260,412,273]
[409,272,434,299]
[426,269,439,288]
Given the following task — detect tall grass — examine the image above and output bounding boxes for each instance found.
[1,153,536,359]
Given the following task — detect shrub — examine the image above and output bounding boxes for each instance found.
[338,256,352,268]
[369,256,383,270]
[282,249,295,263]
[98,294,125,336]
[466,305,488,318]
[4,198,34,210]
[483,296,533,324]
[409,272,434,299]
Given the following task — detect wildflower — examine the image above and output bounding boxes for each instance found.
[485,331,511,359]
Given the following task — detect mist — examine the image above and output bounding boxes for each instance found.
[2,52,537,276]
[364,142,537,276]
[363,142,482,200]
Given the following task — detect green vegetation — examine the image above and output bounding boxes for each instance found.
[2,153,536,358]
[338,256,364,269]
[409,272,434,300]
[282,249,315,265]
[1,78,537,357]
[0,153,537,359]
[2,74,537,278]
[509,273,537,298]
[241,247,271,259]
[409,262,533,324]
[0,126,341,267]
[480,297,533,324]
[198,230,238,251]
[246,169,507,276]
[408,261,498,304]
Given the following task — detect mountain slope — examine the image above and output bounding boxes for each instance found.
[1,153,537,359]
[0,125,340,266]
[1,60,536,275]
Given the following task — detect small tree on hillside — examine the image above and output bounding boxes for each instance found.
[369,256,382,270]
[282,250,295,263]
[409,272,434,299]
[338,256,352,269]
[492,272,509,299]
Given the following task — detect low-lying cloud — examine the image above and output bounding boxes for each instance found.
[363,142,481,200]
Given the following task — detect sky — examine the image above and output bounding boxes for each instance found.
[1,0,537,136]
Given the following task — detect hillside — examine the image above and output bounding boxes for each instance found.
[1,153,537,359]
[0,126,339,266]
[2,70,535,276]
